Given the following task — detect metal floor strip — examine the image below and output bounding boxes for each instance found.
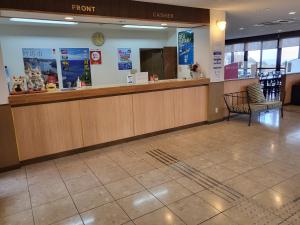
[147,149,243,203]
[146,149,300,225]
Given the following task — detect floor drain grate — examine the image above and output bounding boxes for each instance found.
[147,149,243,203]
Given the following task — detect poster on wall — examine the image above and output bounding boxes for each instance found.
[60,48,92,88]
[118,48,132,70]
[213,49,223,81]
[90,50,102,65]
[178,30,194,65]
[225,63,238,80]
[22,48,58,87]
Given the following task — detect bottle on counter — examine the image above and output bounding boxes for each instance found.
[76,77,81,88]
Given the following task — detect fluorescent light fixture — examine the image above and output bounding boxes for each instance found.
[161,23,168,26]
[64,16,74,20]
[122,25,167,30]
[239,27,245,30]
[9,18,78,25]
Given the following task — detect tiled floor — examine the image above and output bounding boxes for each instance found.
[1,107,300,225]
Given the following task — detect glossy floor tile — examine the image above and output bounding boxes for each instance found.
[0,108,300,224]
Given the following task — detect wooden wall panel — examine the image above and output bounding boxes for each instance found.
[174,86,208,126]
[224,78,259,94]
[12,101,83,161]
[208,82,225,122]
[283,74,300,104]
[0,105,19,169]
[79,95,134,146]
[133,90,176,135]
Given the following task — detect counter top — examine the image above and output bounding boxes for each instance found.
[9,78,210,106]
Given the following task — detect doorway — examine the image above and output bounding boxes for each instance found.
[140,47,177,80]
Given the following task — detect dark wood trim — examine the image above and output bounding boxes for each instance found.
[0,0,210,25]
[226,30,300,45]
[9,79,210,107]
[20,121,208,166]
[0,164,21,174]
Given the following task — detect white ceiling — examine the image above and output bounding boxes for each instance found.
[138,0,300,39]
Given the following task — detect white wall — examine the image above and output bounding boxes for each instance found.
[0,24,176,87]
[209,10,226,82]
[0,44,9,104]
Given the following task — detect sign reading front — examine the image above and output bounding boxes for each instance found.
[71,4,96,13]
[0,0,210,25]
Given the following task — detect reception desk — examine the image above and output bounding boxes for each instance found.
[9,79,209,161]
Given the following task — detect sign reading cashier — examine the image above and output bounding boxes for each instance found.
[71,4,96,13]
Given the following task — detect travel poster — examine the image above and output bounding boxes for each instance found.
[178,30,194,65]
[22,48,58,86]
[118,48,132,70]
[60,48,92,88]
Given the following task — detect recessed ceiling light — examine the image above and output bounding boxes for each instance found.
[265,8,271,12]
[64,16,74,20]
[289,11,296,15]
[122,25,167,30]
[10,18,78,25]
[239,27,245,30]
[161,23,168,26]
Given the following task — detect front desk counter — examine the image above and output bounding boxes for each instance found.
[9,78,210,162]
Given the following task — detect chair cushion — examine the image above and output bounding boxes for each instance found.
[255,101,282,110]
[249,103,268,112]
[247,83,266,103]
[230,104,250,113]
[229,104,267,113]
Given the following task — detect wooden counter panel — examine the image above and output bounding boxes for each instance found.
[80,95,134,146]
[12,101,83,161]
[174,86,208,126]
[9,79,210,106]
[133,90,176,135]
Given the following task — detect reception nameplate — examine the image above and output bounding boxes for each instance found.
[0,0,209,24]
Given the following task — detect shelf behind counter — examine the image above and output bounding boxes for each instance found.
[9,78,210,162]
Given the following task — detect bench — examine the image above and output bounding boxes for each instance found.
[224,83,284,126]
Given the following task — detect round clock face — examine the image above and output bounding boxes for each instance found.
[92,32,105,46]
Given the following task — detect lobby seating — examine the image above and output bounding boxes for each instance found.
[224,83,284,126]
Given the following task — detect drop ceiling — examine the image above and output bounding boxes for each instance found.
[137,0,300,40]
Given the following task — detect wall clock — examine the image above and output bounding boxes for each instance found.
[92,32,105,46]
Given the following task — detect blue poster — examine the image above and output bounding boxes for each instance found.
[22,48,58,86]
[60,48,92,88]
[178,30,194,65]
[118,48,132,70]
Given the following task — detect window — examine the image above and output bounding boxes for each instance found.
[280,38,300,67]
[281,46,299,66]
[233,43,245,76]
[225,52,232,65]
[262,49,277,68]
[261,40,278,73]
[246,42,262,75]
[224,45,232,65]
